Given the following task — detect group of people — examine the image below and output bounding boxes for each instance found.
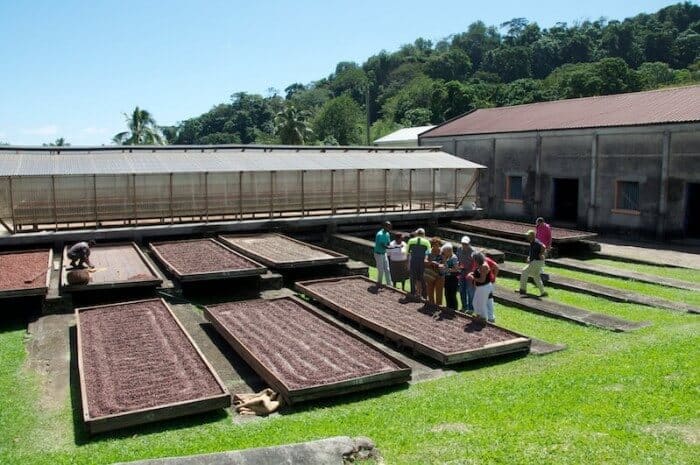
[373,217,554,322]
[373,221,500,323]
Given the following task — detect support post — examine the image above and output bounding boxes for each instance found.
[269,171,275,218]
[204,171,209,223]
[657,131,671,238]
[9,177,16,233]
[587,134,599,229]
[300,170,305,217]
[432,168,437,211]
[238,171,243,219]
[454,169,459,206]
[330,170,336,214]
[169,173,174,224]
[356,169,362,213]
[93,174,98,227]
[132,174,137,226]
[489,138,496,212]
[383,169,388,212]
[408,169,413,211]
[51,175,58,230]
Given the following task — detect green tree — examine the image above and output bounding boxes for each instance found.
[314,95,363,145]
[43,137,69,147]
[425,48,472,81]
[481,46,532,82]
[451,21,501,70]
[637,62,675,89]
[113,107,165,145]
[274,105,313,145]
[329,66,369,104]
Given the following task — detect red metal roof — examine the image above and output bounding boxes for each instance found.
[421,85,700,138]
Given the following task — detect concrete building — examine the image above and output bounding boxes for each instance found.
[374,125,435,147]
[420,85,700,238]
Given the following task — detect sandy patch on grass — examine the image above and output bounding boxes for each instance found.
[642,423,699,445]
[430,422,473,434]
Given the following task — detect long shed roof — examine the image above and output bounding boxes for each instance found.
[421,85,700,138]
[0,146,483,176]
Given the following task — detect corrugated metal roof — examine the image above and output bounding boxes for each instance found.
[0,147,484,176]
[374,126,435,144]
[422,85,700,138]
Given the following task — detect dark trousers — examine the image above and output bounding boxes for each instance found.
[444,274,459,310]
[410,261,427,298]
[68,252,87,268]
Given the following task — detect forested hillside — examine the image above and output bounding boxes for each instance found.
[167,2,700,146]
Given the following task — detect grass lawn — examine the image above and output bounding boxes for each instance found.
[1,265,698,465]
[584,258,700,283]
[547,265,700,307]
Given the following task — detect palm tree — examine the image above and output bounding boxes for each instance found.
[113,107,165,145]
[274,105,313,145]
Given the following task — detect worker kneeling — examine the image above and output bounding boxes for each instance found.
[67,240,96,269]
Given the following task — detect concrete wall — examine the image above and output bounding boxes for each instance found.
[421,122,700,237]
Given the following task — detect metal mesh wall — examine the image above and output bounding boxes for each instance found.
[359,169,385,210]
[55,175,95,224]
[0,177,10,229]
[302,170,332,212]
[3,167,478,231]
[172,173,206,218]
[274,171,303,214]
[411,169,434,208]
[134,174,171,220]
[387,169,410,209]
[240,171,271,214]
[95,175,131,222]
[208,172,240,217]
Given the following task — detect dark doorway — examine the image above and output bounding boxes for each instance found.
[552,178,579,222]
[686,183,700,237]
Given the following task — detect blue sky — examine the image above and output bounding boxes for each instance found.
[0,0,684,145]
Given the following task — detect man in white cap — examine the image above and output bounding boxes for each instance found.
[455,235,476,313]
[405,227,431,301]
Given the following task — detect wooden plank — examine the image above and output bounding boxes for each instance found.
[219,233,348,269]
[295,275,531,365]
[148,238,267,282]
[204,296,410,404]
[0,249,52,299]
[61,242,162,293]
[452,219,597,244]
[76,298,230,434]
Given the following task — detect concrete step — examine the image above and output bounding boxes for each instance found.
[434,226,530,257]
[548,257,700,292]
[494,284,650,332]
[499,262,699,314]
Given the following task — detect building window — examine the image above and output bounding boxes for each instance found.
[616,181,640,211]
[506,175,523,201]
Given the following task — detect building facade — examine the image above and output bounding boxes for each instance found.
[420,86,700,238]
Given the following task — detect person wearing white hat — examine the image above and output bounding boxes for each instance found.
[455,235,476,313]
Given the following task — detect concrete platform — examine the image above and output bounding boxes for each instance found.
[494,285,651,332]
[499,262,700,314]
[111,436,379,465]
[435,226,532,257]
[548,258,700,292]
[452,219,597,243]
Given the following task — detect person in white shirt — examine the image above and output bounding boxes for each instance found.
[387,233,409,291]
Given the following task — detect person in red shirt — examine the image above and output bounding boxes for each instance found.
[535,217,552,254]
